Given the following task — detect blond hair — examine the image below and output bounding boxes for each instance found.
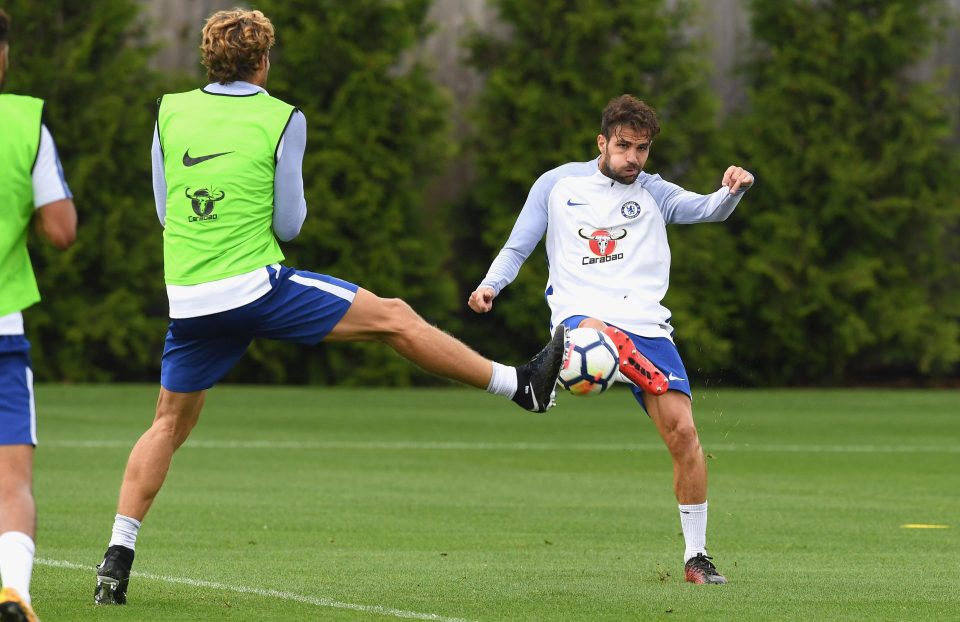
[200,8,274,84]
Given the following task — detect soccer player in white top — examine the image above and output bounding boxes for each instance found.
[469,95,754,584]
[0,9,78,621]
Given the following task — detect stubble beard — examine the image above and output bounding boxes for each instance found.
[600,157,639,185]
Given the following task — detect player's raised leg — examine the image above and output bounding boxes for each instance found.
[327,288,566,413]
[572,317,668,395]
[643,391,726,584]
[95,389,205,605]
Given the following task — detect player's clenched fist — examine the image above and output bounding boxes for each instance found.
[721,165,754,194]
[468,286,497,313]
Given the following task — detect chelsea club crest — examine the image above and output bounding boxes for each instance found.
[621,201,641,219]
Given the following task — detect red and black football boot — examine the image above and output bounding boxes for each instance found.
[684,553,727,584]
[602,327,668,395]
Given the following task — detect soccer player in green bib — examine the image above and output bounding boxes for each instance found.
[0,9,78,621]
[93,9,566,605]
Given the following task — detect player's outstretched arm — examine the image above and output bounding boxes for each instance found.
[468,286,497,313]
[35,198,77,250]
[721,165,754,195]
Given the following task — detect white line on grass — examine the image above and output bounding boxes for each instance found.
[42,439,960,453]
[36,558,474,622]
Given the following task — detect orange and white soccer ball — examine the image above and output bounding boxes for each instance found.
[557,327,619,395]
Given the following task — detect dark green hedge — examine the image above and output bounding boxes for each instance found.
[727,0,960,384]
[8,0,958,386]
[232,0,456,385]
[6,0,172,382]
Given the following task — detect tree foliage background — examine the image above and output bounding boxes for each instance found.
[727,0,960,384]
[7,0,959,386]
[233,0,455,385]
[5,0,174,382]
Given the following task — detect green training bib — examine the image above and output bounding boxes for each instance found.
[0,94,44,316]
[158,88,295,285]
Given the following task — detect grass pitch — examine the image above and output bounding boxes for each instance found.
[28,385,960,620]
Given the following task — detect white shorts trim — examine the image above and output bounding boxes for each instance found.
[27,366,37,445]
[290,274,356,302]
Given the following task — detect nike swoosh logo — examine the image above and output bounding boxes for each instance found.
[668,372,686,382]
[182,150,234,167]
[566,199,589,206]
[528,383,539,411]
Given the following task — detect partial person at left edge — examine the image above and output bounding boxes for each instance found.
[0,8,78,622]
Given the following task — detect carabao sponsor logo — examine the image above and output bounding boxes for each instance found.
[185,187,224,222]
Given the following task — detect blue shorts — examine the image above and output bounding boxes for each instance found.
[0,335,37,446]
[560,315,692,408]
[161,265,358,393]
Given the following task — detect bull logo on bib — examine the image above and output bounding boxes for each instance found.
[185,187,224,221]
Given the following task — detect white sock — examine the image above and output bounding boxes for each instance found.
[0,531,35,605]
[108,514,142,551]
[486,362,518,398]
[679,501,708,563]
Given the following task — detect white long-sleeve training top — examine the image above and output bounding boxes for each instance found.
[479,157,751,340]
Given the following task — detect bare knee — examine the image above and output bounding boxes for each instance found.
[331,289,431,343]
[148,415,193,449]
[0,449,34,533]
[663,421,702,460]
[0,447,33,499]
[373,297,423,341]
[151,397,202,448]
[0,475,32,500]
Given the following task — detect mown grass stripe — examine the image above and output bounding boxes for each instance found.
[42,439,960,453]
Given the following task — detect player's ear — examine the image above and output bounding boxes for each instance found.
[597,133,606,153]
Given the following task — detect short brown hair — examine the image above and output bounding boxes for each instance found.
[200,8,274,84]
[0,9,11,45]
[601,95,660,140]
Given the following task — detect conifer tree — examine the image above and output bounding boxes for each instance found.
[731,0,960,383]
[4,0,172,381]
[250,0,455,385]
